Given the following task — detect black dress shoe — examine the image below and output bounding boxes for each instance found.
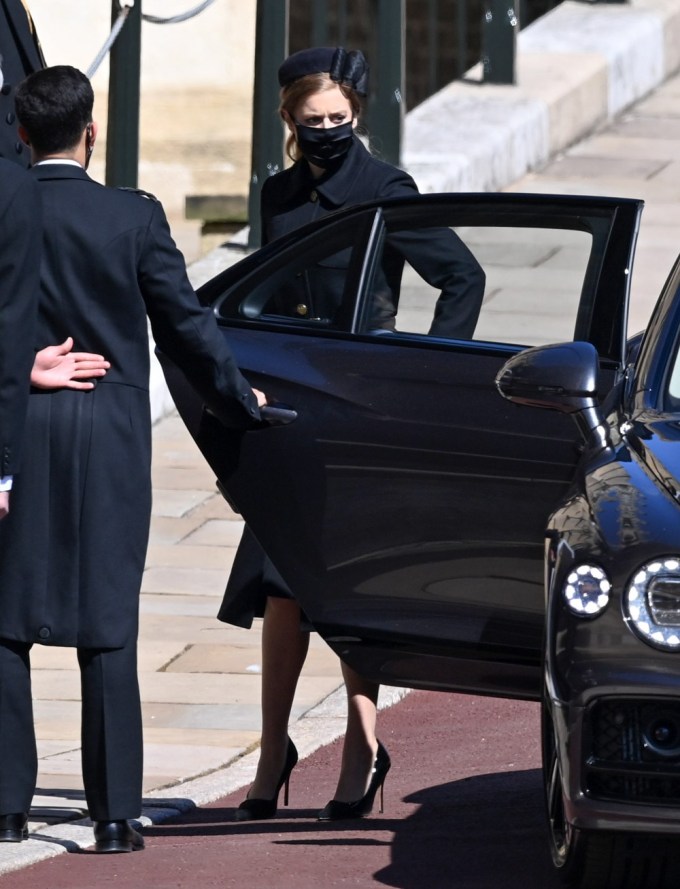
[0,812,28,842]
[93,819,144,853]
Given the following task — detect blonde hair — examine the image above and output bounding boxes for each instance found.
[279,72,362,163]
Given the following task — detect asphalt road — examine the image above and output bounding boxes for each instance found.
[2,690,562,889]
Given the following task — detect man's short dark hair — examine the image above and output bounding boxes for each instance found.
[15,66,94,156]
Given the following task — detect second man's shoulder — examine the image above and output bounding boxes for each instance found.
[108,184,168,224]
[116,186,159,202]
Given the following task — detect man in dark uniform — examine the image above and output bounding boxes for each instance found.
[0,0,45,165]
[0,65,265,852]
[0,157,40,522]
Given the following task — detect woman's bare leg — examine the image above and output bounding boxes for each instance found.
[247,596,309,799]
[332,661,380,802]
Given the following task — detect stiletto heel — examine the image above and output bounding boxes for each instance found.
[317,740,391,821]
[234,737,298,821]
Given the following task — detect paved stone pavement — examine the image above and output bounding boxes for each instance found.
[507,68,680,337]
[2,1,680,877]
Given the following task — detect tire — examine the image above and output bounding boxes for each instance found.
[541,699,680,889]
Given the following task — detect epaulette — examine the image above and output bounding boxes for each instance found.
[117,186,158,202]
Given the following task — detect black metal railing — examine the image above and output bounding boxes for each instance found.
[281,0,558,149]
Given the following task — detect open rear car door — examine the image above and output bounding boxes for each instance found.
[159,193,642,700]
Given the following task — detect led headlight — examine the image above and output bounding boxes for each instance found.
[563,564,611,616]
[625,559,680,651]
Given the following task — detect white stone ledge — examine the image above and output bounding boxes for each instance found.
[404,0,680,193]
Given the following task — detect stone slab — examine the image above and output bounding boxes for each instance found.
[181,517,247,547]
[140,565,231,596]
[540,154,669,180]
[164,642,342,677]
[150,488,213,518]
[144,542,237,570]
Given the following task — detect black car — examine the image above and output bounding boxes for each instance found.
[160,193,680,888]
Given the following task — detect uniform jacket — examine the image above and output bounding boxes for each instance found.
[0,0,45,166]
[0,159,40,477]
[0,164,259,648]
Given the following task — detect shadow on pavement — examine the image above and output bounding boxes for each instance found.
[374,768,560,888]
[143,768,561,888]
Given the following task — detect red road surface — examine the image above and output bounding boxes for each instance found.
[1,691,562,889]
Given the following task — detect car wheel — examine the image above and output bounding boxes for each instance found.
[542,697,617,887]
[541,698,680,888]
[542,697,574,871]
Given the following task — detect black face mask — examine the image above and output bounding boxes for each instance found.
[295,121,354,169]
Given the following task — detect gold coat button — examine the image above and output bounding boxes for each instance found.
[310,190,318,202]
[296,304,308,316]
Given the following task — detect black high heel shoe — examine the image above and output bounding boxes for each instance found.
[234,737,298,821]
[317,740,391,821]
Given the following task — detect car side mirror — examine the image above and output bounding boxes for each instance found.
[495,341,610,450]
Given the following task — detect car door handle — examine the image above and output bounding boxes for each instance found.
[259,403,297,426]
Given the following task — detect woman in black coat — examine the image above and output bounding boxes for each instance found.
[220,47,485,823]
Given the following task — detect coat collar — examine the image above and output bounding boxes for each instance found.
[284,136,372,208]
[30,163,92,184]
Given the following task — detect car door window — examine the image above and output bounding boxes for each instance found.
[395,227,590,345]
[213,210,377,332]
[210,196,638,361]
[213,216,590,347]
[361,217,594,347]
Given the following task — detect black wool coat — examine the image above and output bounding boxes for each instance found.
[260,135,485,338]
[0,164,260,648]
[0,0,45,167]
[0,159,40,477]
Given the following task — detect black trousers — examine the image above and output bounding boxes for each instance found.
[0,637,143,820]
